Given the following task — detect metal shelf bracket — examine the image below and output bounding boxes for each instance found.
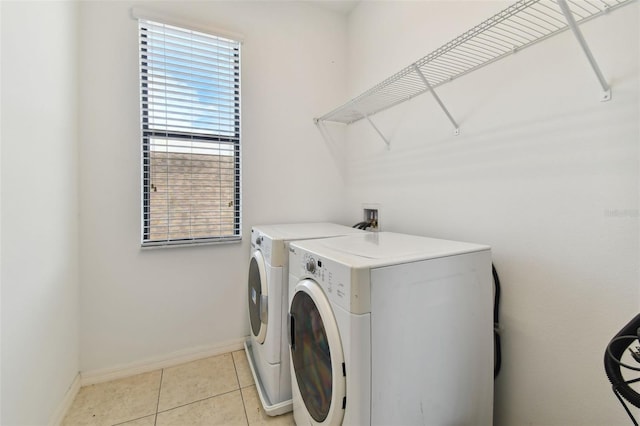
[362,113,391,149]
[314,116,391,150]
[557,0,612,102]
[413,64,460,135]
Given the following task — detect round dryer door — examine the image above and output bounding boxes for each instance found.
[289,279,345,425]
[248,250,268,343]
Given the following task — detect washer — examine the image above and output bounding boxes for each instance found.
[287,232,494,425]
[244,223,364,416]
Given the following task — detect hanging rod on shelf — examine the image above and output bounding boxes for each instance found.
[314,0,635,143]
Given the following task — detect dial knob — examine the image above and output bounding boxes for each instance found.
[306,259,316,273]
[256,236,262,246]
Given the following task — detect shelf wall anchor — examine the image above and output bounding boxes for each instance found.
[557,0,611,102]
[413,64,460,135]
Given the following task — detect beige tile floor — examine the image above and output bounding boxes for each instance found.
[62,350,294,426]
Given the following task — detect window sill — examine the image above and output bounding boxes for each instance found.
[141,236,242,250]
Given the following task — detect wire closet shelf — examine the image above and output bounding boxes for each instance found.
[314,0,635,127]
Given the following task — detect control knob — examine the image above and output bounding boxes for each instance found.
[306,259,316,274]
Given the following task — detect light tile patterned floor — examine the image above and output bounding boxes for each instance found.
[62,350,294,426]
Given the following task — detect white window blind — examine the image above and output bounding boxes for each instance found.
[138,19,241,247]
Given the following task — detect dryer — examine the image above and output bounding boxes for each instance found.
[287,232,494,425]
[244,223,364,416]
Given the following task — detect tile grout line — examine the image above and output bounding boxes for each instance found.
[232,352,251,426]
[110,413,156,426]
[153,369,164,426]
[102,369,165,426]
[154,388,244,415]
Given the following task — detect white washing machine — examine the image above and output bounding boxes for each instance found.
[244,223,364,416]
[287,232,494,425]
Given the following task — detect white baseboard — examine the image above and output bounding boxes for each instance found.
[80,338,246,386]
[49,373,81,426]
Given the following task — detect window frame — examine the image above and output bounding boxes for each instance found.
[138,16,242,248]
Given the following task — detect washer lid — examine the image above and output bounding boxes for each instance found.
[293,232,490,268]
[252,223,363,241]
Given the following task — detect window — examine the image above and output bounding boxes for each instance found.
[138,18,241,247]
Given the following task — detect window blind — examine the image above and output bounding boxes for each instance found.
[139,19,241,247]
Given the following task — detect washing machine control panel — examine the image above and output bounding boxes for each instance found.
[251,229,272,262]
[302,253,323,279]
[292,249,366,312]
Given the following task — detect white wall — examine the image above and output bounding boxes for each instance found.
[78,1,349,373]
[0,1,80,424]
[343,1,639,425]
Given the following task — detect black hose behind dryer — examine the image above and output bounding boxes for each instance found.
[604,313,640,421]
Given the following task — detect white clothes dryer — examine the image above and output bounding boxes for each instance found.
[244,223,364,416]
[287,232,494,425]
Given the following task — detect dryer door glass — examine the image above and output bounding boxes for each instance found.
[290,291,332,422]
[248,256,263,338]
